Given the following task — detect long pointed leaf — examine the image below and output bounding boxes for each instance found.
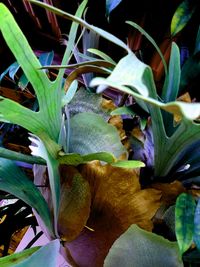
[171,0,197,37]
[28,0,129,53]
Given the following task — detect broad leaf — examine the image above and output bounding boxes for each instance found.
[95,53,150,97]
[0,157,54,237]
[104,224,183,267]
[175,193,196,254]
[0,240,60,267]
[69,112,128,159]
[171,0,197,37]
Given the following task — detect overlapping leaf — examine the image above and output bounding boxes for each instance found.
[65,161,161,266]
[104,224,183,267]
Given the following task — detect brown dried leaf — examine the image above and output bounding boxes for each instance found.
[152,180,186,206]
[58,165,91,242]
[66,162,161,266]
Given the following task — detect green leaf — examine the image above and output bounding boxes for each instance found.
[0,3,62,142]
[58,152,83,165]
[56,0,88,82]
[28,0,129,53]
[87,48,117,65]
[62,80,78,106]
[0,96,43,135]
[193,198,200,250]
[82,151,116,163]
[175,193,196,254]
[0,247,39,267]
[126,21,168,77]
[0,157,54,237]
[0,146,45,165]
[171,0,197,37]
[104,224,183,267]
[95,53,150,97]
[110,106,136,116]
[106,0,123,16]
[111,160,145,168]
[69,112,128,159]
[29,135,60,237]
[0,240,60,267]
[162,42,181,103]
[161,42,181,136]
[91,52,200,123]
